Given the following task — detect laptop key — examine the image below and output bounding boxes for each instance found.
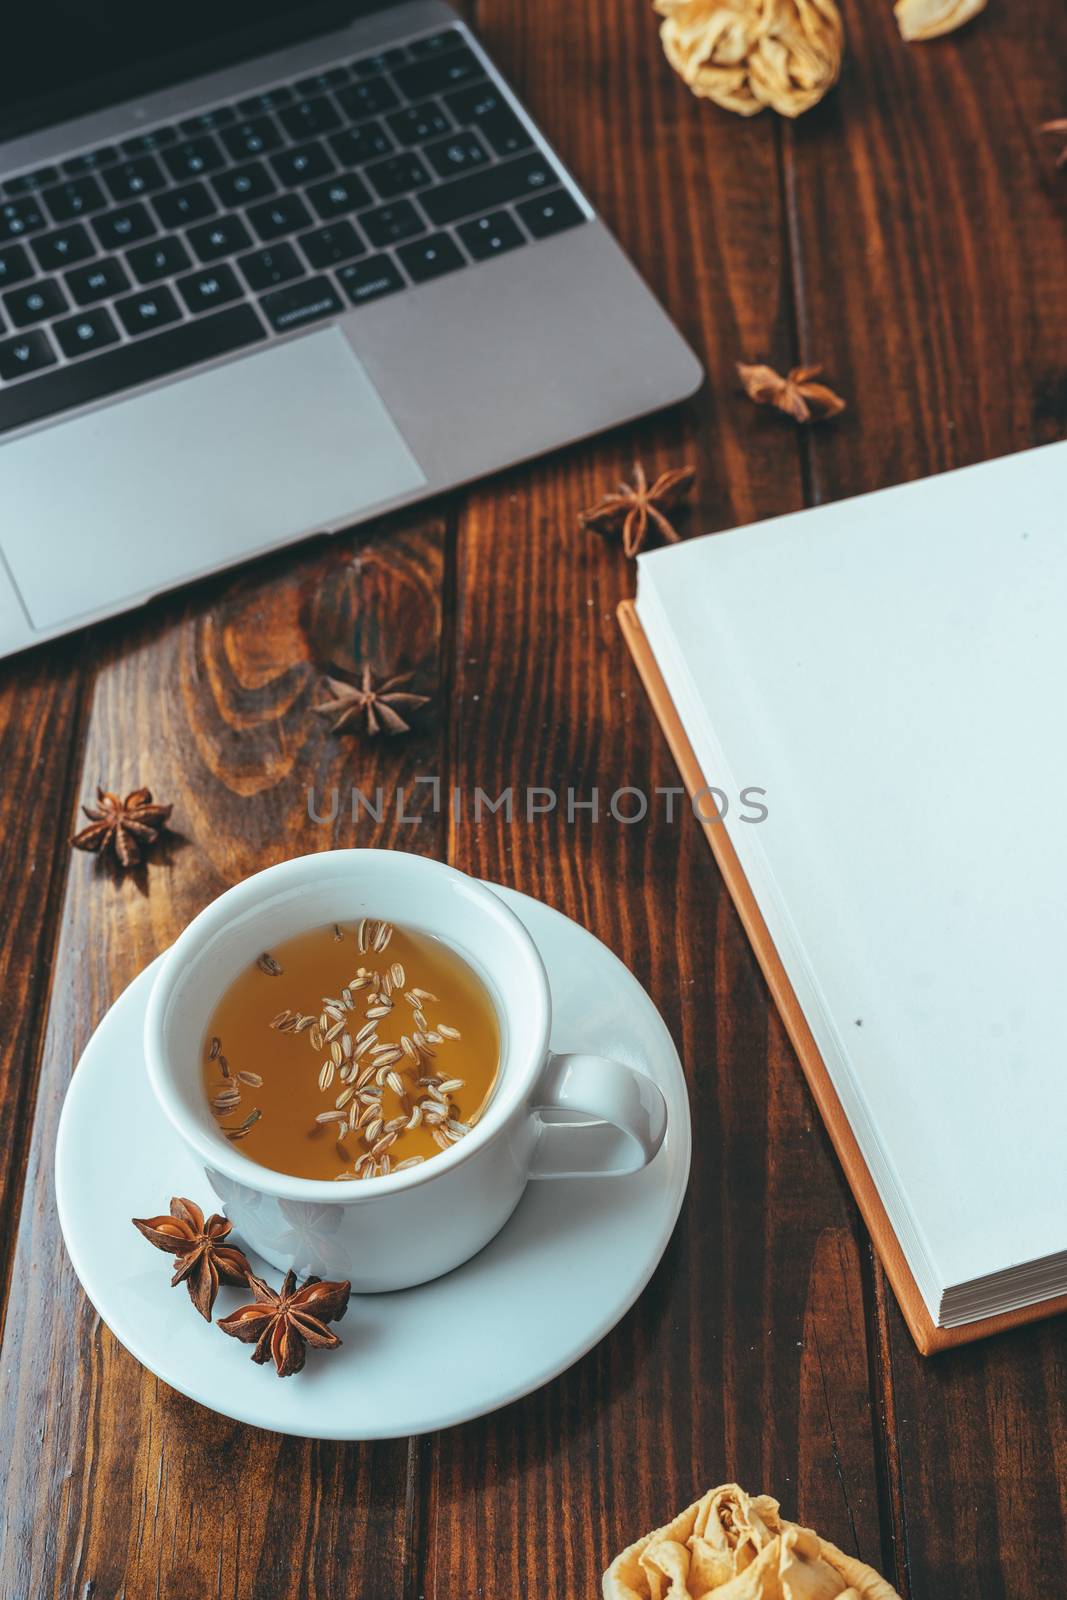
[4,280,67,327]
[163,137,227,182]
[394,48,484,101]
[247,195,313,242]
[65,257,131,305]
[187,215,253,262]
[5,167,61,196]
[387,102,452,146]
[299,221,364,268]
[221,118,284,160]
[42,177,108,223]
[61,147,118,176]
[458,209,525,261]
[260,274,342,333]
[366,152,432,200]
[295,67,348,95]
[336,253,405,305]
[53,306,120,360]
[396,232,465,283]
[176,264,243,314]
[279,97,342,141]
[104,157,168,202]
[424,130,491,178]
[0,245,33,290]
[212,162,276,208]
[0,329,56,381]
[336,80,400,121]
[153,182,217,229]
[517,189,584,238]
[180,106,237,134]
[32,224,95,273]
[270,141,334,187]
[0,306,265,436]
[93,202,156,249]
[115,285,182,336]
[420,153,558,227]
[408,29,465,57]
[121,129,178,156]
[126,236,193,284]
[307,172,372,220]
[236,87,293,117]
[352,47,408,76]
[0,198,46,241]
[360,200,425,248]
[237,243,304,291]
[330,122,393,166]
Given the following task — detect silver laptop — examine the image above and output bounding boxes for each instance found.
[0,0,701,658]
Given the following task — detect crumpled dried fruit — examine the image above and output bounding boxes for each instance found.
[603,1482,901,1599]
[894,0,986,40]
[653,0,845,119]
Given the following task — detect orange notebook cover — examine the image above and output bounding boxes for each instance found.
[619,599,1067,1355]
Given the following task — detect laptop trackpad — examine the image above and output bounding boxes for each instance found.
[0,327,426,631]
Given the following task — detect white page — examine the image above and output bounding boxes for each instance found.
[637,443,1067,1308]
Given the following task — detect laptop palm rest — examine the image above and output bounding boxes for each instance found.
[0,326,426,632]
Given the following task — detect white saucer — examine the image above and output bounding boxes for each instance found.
[56,884,691,1439]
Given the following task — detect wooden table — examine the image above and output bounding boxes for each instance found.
[1,3,1065,1595]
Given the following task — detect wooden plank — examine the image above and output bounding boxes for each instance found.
[417,2,887,1593]
[0,521,447,1599]
[784,3,1067,1594]
[0,641,86,1308]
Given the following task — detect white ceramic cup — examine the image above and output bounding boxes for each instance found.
[144,849,668,1291]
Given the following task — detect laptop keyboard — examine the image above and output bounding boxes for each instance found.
[0,27,587,436]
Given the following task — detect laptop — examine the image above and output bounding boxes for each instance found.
[0,0,702,658]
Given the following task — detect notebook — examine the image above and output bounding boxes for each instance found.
[622,440,1067,1354]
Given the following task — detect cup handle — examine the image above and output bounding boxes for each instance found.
[527,1053,668,1179]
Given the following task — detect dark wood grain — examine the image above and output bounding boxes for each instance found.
[784,3,1067,1596]
[0,0,1064,1594]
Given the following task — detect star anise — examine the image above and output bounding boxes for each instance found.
[71,785,173,868]
[132,1197,251,1320]
[217,1269,351,1377]
[580,462,696,559]
[737,361,846,424]
[313,664,429,737]
[1040,118,1067,168]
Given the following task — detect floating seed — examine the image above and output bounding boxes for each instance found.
[208,1036,221,1060]
[315,1109,347,1124]
[257,953,283,976]
[438,1024,461,1041]
[237,1071,264,1087]
[269,1011,292,1031]
[319,1060,336,1091]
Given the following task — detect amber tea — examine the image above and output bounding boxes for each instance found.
[202,918,500,1181]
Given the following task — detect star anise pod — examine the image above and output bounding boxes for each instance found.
[217,1269,351,1377]
[580,462,696,559]
[132,1197,251,1320]
[313,664,429,737]
[737,361,846,424]
[1040,118,1067,168]
[71,785,173,868]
